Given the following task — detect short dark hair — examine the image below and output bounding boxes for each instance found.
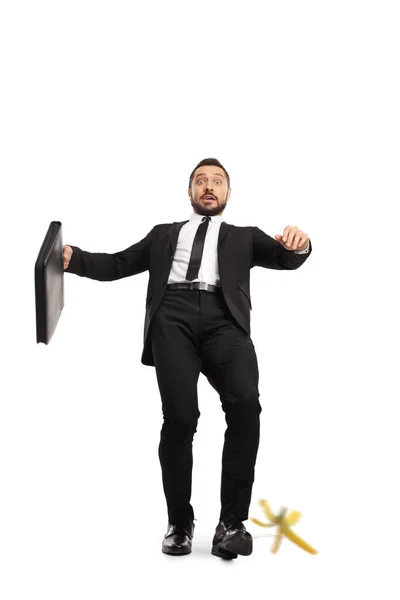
[188,158,230,190]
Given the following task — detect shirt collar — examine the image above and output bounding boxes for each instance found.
[190,212,224,223]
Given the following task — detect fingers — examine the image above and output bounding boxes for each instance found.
[290,231,302,249]
[282,226,291,243]
[299,235,308,249]
[63,245,73,269]
[282,226,308,250]
[282,226,297,248]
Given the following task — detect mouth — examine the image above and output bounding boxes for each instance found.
[203,195,216,201]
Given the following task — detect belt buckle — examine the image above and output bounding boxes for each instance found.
[198,282,208,291]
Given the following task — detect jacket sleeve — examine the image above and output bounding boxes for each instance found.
[64,226,155,281]
[252,226,312,270]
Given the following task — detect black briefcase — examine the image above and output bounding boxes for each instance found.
[35,221,65,344]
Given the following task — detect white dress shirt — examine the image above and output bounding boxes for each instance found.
[167,212,310,286]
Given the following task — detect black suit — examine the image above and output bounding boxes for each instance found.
[66,220,312,526]
[67,220,312,365]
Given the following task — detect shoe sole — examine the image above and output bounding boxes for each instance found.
[162,546,192,555]
[211,546,238,559]
[212,531,253,558]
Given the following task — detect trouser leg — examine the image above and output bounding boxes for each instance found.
[151,290,201,525]
[199,292,262,523]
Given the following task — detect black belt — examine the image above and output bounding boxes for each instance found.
[166,282,221,294]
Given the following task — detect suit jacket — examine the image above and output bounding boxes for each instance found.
[66,220,312,366]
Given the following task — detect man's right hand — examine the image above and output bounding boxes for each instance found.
[63,245,73,269]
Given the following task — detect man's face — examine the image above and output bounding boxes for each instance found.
[188,165,231,217]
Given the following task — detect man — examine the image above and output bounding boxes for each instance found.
[63,157,312,560]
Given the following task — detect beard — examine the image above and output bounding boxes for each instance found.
[190,195,227,217]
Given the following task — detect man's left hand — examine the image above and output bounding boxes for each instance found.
[275,226,309,251]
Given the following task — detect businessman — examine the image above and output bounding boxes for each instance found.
[63,157,312,560]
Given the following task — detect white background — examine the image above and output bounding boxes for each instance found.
[1,0,399,598]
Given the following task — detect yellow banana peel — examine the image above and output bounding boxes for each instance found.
[271,531,284,553]
[286,510,302,526]
[280,521,318,555]
[250,517,275,528]
[250,499,318,555]
[258,499,275,521]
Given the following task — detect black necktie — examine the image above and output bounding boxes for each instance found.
[186,216,211,281]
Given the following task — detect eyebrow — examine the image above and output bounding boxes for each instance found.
[195,172,225,179]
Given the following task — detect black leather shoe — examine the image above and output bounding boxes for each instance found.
[162,520,195,555]
[211,513,253,559]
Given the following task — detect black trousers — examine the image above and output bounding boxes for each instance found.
[150,287,262,526]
